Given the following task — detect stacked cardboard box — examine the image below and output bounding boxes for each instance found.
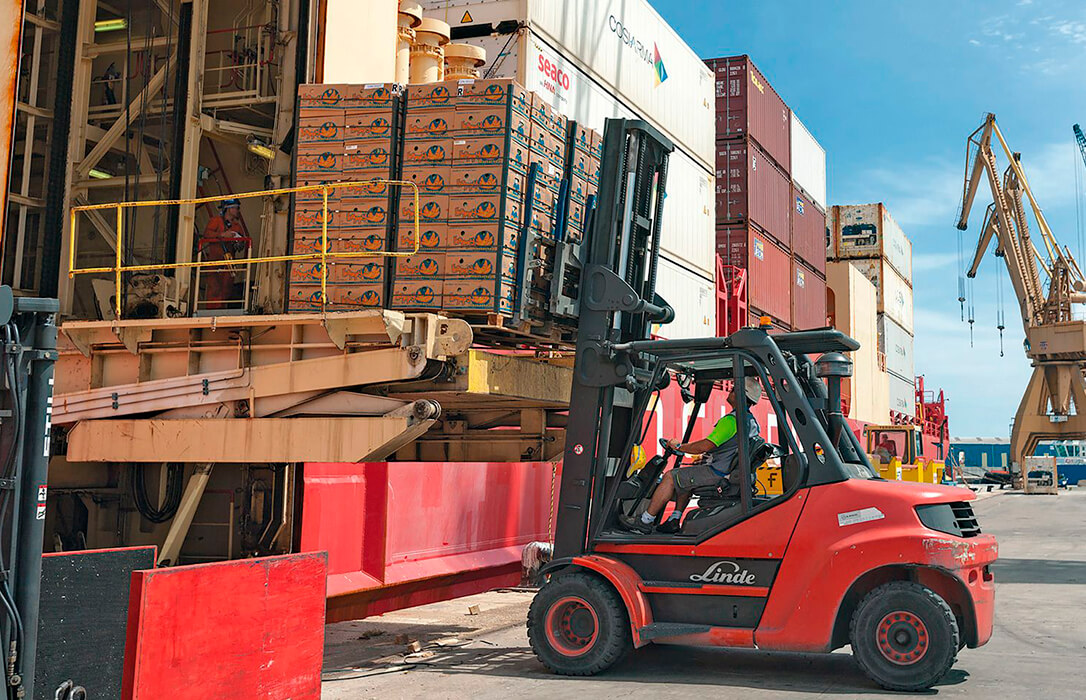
[287,78,604,324]
[288,83,400,312]
[391,78,569,317]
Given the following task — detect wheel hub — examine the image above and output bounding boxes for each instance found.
[876,610,929,665]
[545,596,599,657]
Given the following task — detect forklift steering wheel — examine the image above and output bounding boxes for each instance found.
[659,438,682,457]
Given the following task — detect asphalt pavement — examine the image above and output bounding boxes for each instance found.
[322,488,1086,699]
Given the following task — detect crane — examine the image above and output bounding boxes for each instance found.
[958,113,1086,468]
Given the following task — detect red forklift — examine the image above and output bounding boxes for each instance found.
[528,119,997,692]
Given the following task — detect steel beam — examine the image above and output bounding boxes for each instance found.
[65,416,434,463]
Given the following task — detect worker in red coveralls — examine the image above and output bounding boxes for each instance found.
[198,198,250,310]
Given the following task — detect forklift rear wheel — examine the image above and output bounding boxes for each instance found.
[850,581,960,692]
[527,571,631,675]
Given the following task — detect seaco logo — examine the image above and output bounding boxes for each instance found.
[607,15,667,86]
[689,560,758,586]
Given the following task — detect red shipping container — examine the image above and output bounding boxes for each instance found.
[716,139,792,247]
[717,224,792,326]
[791,186,827,274]
[792,259,827,330]
[705,55,790,172]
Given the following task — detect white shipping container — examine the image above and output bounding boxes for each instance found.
[877,313,914,384]
[888,371,916,417]
[450,29,715,276]
[424,0,715,170]
[850,258,914,334]
[790,112,826,211]
[651,257,715,340]
[831,203,913,281]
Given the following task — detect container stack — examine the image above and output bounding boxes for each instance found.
[706,55,827,331]
[827,203,915,417]
[289,83,401,312]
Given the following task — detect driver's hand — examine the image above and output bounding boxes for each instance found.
[666,439,682,452]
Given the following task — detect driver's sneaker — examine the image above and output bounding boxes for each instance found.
[618,513,653,534]
[655,517,682,534]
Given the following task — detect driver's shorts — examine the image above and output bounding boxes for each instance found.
[672,464,726,492]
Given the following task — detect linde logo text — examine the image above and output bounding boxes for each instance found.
[689,560,757,585]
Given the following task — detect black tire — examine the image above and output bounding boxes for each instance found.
[527,571,632,675]
[850,581,960,692]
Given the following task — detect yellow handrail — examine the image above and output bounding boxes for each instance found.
[69,180,420,317]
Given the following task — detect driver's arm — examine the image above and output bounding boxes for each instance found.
[669,415,737,454]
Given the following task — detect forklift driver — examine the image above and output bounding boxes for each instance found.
[619,377,762,535]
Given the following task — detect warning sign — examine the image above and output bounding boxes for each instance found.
[461,10,473,23]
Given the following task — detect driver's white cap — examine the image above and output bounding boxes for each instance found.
[742,377,762,404]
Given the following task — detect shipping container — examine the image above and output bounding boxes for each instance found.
[717,224,791,326]
[826,203,837,262]
[792,260,827,330]
[849,258,914,334]
[791,186,826,274]
[829,203,913,281]
[877,313,915,384]
[716,138,791,247]
[704,55,790,172]
[888,371,916,418]
[426,0,715,170]
[826,261,888,424]
[790,112,826,211]
[651,258,716,340]
[432,20,716,278]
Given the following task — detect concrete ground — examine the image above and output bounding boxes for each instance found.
[322,488,1086,699]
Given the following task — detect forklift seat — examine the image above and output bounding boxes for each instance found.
[680,439,778,535]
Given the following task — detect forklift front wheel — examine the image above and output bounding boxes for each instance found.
[527,571,632,675]
[850,581,960,692]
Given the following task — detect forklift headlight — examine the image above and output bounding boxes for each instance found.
[915,503,962,537]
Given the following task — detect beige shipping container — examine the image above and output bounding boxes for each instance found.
[826,261,889,425]
[829,203,912,281]
[849,258,913,334]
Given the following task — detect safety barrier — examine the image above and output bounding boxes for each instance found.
[68,180,420,318]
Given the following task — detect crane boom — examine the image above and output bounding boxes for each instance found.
[957,114,1086,468]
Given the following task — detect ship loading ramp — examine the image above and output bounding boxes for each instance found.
[49,308,570,620]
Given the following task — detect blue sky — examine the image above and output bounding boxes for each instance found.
[652,0,1086,437]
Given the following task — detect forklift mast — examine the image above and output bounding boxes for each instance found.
[553,119,675,559]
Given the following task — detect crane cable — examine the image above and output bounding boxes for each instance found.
[996,266,1006,357]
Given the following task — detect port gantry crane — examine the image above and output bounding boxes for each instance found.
[958,113,1086,468]
[1075,124,1086,169]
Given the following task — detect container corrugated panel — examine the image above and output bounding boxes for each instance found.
[430,0,715,170]
[877,313,915,383]
[466,29,716,278]
[888,371,916,417]
[705,55,790,173]
[790,112,826,211]
[849,258,914,333]
[717,224,791,325]
[832,203,913,282]
[791,187,826,274]
[792,260,827,330]
[826,261,888,424]
[716,138,791,247]
[652,257,715,339]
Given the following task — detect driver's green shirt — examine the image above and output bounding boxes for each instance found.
[706,415,739,447]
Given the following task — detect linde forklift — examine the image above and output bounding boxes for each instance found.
[529,119,998,692]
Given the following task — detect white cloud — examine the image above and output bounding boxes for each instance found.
[969,38,982,46]
[1050,19,1086,43]
[913,251,961,272]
